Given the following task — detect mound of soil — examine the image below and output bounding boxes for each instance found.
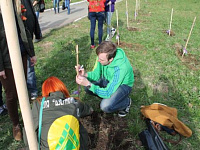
[163,30,175,36]
[80,112,137,150]
[127,27,141,31]
[174,43,200,70]
[116,41,144,52]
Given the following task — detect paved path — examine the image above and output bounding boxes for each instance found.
[39,1,88,34]
[39,0,122,34]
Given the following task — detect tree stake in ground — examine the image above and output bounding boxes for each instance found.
[74,45,81,97]
[182,17,196,57]
[166,8,174,36]
[116,9,120,45]
[134,0,137,21]
[126,0,129,28]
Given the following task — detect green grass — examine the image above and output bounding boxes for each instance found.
[1,0,200,149]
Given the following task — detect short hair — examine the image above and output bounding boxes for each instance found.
[96,41,117,60]
[42,76,70,98]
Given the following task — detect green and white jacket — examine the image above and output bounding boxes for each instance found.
[87,48,134,99]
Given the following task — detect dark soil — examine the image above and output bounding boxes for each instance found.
[174,43,200,70]
[80,112,138,150]
[116,41,144,52]
[127,27,141,31]
[163,30,175,36]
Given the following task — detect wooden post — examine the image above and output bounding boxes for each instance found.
[126,0,129,28]
[135,0,137,21]
[76,45,80,98]
[76,45,79,76]
[182,17,196,57]
[109,3,112,41]
[0,0,37,149]
[116,9,120,45]
[169,8,173,36]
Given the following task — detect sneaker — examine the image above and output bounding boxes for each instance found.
[105,34,110,41]
[118,98,132,117]
[31,93,38,101]
[13,124,22,141]
[90,45,95,49]
[3,104,7,110]
[0,106,7,116]
[118,110,128,117]
[34,38,41,43]
[111,28,116,38]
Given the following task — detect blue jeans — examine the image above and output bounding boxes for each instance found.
[53,0,60,13]
[35,11,39,19]
[65,0,70,14]
[89,12,105,46]
[105,12,113,35]
[27,56,38,95]
[85,78,132,113]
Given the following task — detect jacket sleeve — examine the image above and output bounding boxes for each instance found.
[89,65,126,99]
[0,14,5,71]
[0,47,4,72]
[34,17,41,39]
[28,0,41,39]
[76,100,93,118]
[87,57,101,81]
[23,101,40,147]
[15,8,35,57]
[32,101,40,130]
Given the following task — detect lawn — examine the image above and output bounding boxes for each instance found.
[0,0,200,149]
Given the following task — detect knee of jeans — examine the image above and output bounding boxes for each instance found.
[100,101,111,113]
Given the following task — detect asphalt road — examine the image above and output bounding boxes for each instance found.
[39,1,88,34]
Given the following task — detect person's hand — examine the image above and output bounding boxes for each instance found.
[30,56,37,66]
[75,64,85,76]
[107,1,111,5]
[0,70,6,79]
[76,75,90,86]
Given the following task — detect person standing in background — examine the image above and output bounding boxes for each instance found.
[105,0,116,41]
[65,0,71,15]
[24,0,42,100]
[32,0,42,42]
[88,0,106,49]
[32,0,40,18]
[0,0,37,141]
[53,0,60,14]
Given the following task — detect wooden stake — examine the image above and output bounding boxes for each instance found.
[126,0,129,28]
[169,8,173,36]
[135,0,137,21]
[116,9,120,45]
[0,0,37,149]
[75,45,81,98]
[182,17,196,57]
[76,45,79,76]
[109,3,112,41]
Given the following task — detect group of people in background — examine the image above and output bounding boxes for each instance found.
[88,0,116,49]
[0,0,134,149]
[54,0,71,14]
